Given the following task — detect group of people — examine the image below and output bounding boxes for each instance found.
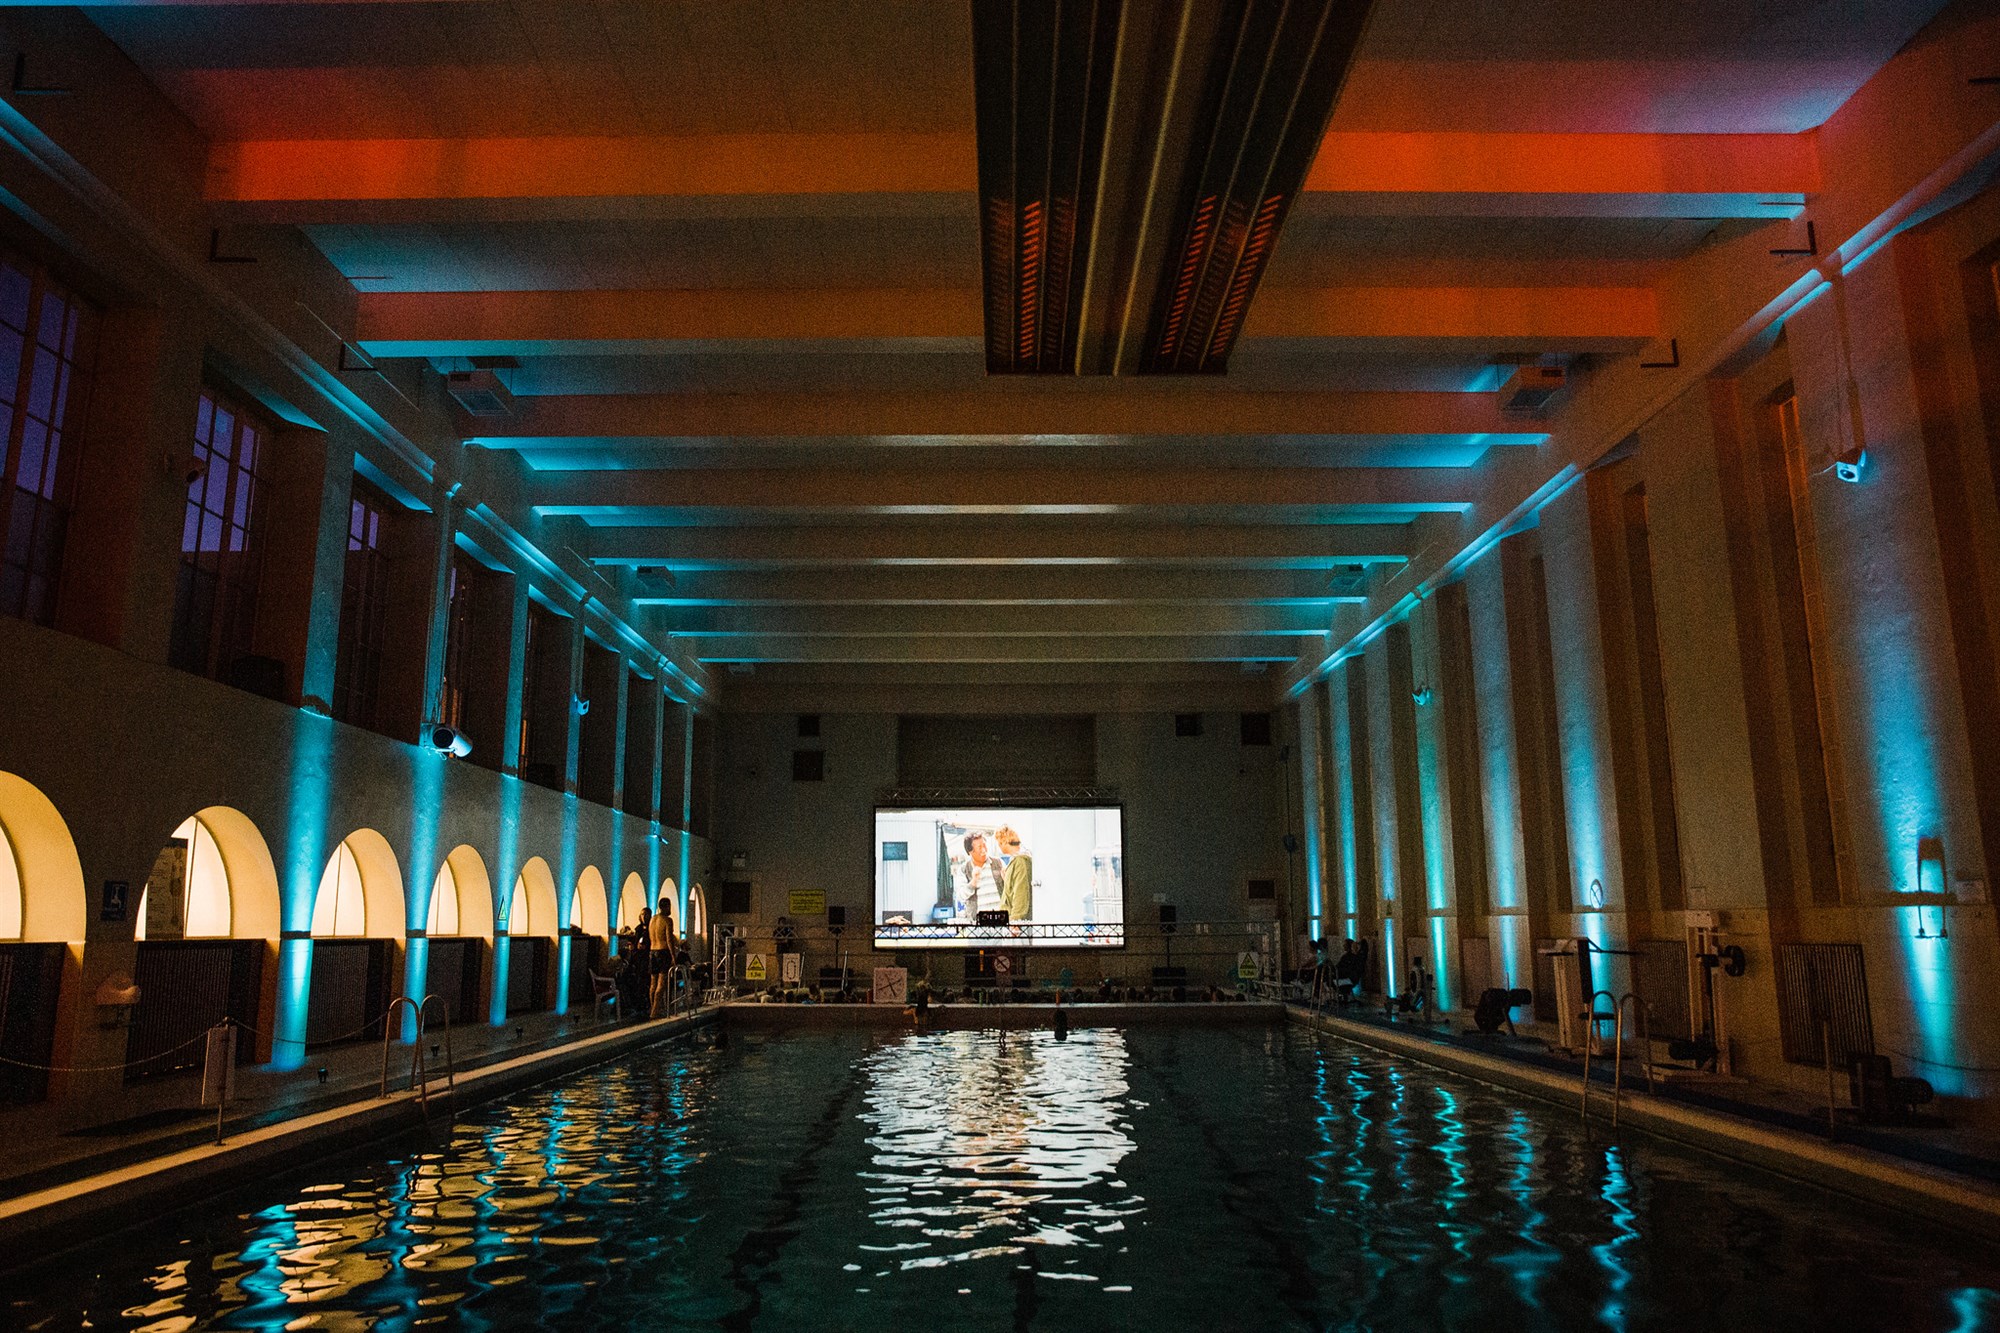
[1297,936,1435,1015]
[612,894,688,1019]
[951,828,1033,923]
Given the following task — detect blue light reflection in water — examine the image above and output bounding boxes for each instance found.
[10,1027,1999,1332]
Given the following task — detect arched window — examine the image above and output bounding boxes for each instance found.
[135,815,233,940]
[509,873,533,938]
[427,861,461,936]
[570,866,608,937]
[0,823,20,940]
[312,841,367,937]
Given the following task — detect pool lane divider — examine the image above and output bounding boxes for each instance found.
[1288,1004,2000,1240]
[0,1006,720,1273]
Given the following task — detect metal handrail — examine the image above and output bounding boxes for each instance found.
[379,994,456,1118]
[1617,992,1655,1102]
[1580,990,1655,1129]
[1579,989,1621,1127]
[382,996,422,1100]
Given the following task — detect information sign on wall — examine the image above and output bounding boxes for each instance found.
[788,888,827,916]
[745,953,768,982]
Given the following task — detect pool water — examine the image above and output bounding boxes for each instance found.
[9,1024,1999,1331]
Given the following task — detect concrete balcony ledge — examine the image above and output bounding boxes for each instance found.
[1290,1003,2000,1240]
[0,1006,718,1272]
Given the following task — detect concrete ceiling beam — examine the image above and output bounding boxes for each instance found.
[355,284,1655,356]
[629,566,1366,605]
[689,633,1316,665]
[524,465,1480,514]
[583,520,1424,567]
[207,130,1812,223]
[471,389,1523,441]
[660,602,1336,637]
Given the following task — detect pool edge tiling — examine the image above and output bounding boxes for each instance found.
[1289,1005,2000,1242]
[0,1008,719,1272]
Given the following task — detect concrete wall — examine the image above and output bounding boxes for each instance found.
[1296,179,2000,1124]
[712,709,1292,988]
[0,600,710,1092]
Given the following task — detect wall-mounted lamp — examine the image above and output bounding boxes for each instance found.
[572,696,592,717]
[1832,447,1868,484]
[1412,686,1434,707]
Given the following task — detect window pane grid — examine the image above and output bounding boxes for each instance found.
[0,257,97,626]
[170,387,270,682]
[440,555,474,731]
[334,481,393,729]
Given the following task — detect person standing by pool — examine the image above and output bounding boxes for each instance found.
[649,895,679,1016]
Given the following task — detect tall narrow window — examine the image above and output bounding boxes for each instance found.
[0,256,97,625]
[333,479,391,728]
[439,551,476,730]
[170,388,269,681]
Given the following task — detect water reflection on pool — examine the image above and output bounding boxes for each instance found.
[9,1024,1999,1331]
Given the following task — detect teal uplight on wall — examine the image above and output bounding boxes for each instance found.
[1495,914,1523,990]
[554,794,581,1015]
[1429,915,1453,1013]
[489,776,525,1028]
[274,711,337,1069]
[402,749,446,1042]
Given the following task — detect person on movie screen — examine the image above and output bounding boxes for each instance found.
[960,831,1005,920]
[995,825,1033,924]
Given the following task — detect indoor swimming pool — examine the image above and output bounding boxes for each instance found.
[9,1024,1998,1331]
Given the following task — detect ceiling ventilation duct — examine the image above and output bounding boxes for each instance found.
[1139,0,1374,373]
[972,0,1374,376]
[971,0,1122,374]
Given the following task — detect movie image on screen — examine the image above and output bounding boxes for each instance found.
[873,807,1124,947]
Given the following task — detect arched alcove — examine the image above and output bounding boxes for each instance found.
[0,772,87,943]
[687,882,708,937]
[0,773,84,1102]
[570,866,609,937]
[429,845,495,940]
[125,805,281,1077]
[657,876,679,932]
[503,856,560,1015]
[311,829,406,939]
[304,830,405,1049]
[618,871,645,930]
[423,844,494,1024]
[507,856,559,939]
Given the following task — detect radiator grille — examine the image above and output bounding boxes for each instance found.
[1775,942,1873,1067]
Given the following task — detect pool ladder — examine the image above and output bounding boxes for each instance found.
[1579,991,1654,1129]
[381,994,457,1122]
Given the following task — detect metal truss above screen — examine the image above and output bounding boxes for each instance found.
[972,0,1375,376]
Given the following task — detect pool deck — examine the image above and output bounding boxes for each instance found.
[0,1005,718,1271]
[1293,1003,2000,1238]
